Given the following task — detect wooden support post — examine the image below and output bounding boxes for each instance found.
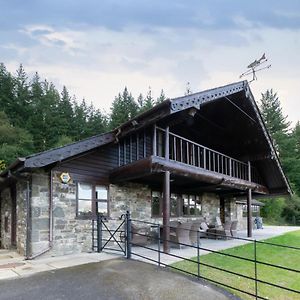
[247,161,253,237]
[163,171,170,253]
[248,161,251,182]
[153,124,157,156]
[165,126,169,160]
[247,188,253,238]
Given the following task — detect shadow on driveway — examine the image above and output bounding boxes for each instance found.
[0,258,239,300]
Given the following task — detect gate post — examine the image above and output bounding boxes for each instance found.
[97,211,102,252]
[126,210,131,259]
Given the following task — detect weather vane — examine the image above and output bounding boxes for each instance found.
[239,53,271,83]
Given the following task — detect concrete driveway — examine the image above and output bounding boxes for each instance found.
[0,258,238,300]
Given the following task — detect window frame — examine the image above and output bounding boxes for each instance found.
[76,182,109,219]
[151,191,202,218]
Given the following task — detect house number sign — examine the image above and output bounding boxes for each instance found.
[60,172,71,184]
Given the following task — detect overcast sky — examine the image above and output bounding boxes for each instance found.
[1,0,299,124]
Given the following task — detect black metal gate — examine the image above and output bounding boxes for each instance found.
[92,211,131,257]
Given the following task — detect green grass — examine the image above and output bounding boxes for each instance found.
[172,230,300,300]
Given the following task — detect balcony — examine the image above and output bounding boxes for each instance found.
[113,125,266,193]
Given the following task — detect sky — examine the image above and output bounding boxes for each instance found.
[1,0,300,125]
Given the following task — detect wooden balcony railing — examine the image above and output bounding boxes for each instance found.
[155,126,262,184]
[117,125,262,185]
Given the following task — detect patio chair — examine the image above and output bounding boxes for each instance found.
[213,221,232,239]
[230,220,238,237]
[189,221,202,245]
[170,221,192,248]
[131,224,150,246]
[199,222,210,238]
[215,216,223,228]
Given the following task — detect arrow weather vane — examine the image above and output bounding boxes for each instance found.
[239,53,271,82]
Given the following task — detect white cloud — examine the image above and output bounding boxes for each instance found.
[3,23,299,126]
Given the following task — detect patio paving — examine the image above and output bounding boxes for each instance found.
[0,225,298,281]
[130,225,300,265]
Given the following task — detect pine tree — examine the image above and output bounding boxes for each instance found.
[139,87,154,113]
[260,89,290,135]
[57,86,74,137]
[109,87,139,129]
[0,111,34,166]
[156,89,166,104]
[0,63,15,123]
[13,64,31,128]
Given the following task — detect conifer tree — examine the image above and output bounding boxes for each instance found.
[109,87,138,129]
[156,89,166,104]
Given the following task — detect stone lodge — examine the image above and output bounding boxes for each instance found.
[0,81,291,258]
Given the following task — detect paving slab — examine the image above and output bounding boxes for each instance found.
[0,269,19,280]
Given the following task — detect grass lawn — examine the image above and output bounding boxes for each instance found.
[172,230,300,300]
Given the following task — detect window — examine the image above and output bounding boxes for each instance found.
[77,183,108,218]
[182,194,202,216]
[151,191,201,217]
[242,204,259,217]
[152,191,162,217]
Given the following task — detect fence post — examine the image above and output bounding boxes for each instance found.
[97,213,102,252]
[157,224,161,267]
[254,240,258,299]
[126,210,132,259]
[197,230,200,279]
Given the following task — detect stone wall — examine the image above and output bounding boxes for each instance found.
[16,182,27,256]
[51,171,93,256]
[0,188,12,249]
[31,171,50,256]
[0,183,27,255]
[201,193,220,224]
[109,183,152,220]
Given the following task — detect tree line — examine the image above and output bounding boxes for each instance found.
[259,90,300,225]
[0,63,299,224]
[0,63,165,169]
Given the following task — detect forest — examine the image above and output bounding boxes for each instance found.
[0,63,299,224]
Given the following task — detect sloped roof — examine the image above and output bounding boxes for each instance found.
[0,132,114,176]
[0,80,292,195]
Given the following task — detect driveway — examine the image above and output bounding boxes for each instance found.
[0,258,238,300]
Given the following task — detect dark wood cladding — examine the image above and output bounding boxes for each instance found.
[54,143,119,183]
[110,155,269,195]
[118,128,153,166]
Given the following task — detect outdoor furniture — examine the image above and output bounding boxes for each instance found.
[230,220,238,237]
[131,224,150,246]
[189,221,202,245]
[208,221,232,239]
[170,221,192,248]
[254,217,263,229]
[199,222,210,238]
[215,216,223,228]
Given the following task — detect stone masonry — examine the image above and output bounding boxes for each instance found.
[0,188,12,249]
[31,171,50,256]
[51,171,93,256]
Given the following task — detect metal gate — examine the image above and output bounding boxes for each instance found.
[92,211,131,257]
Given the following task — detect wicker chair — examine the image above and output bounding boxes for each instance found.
[214,221,232,239]
[131,224,150,246]
[230,220,238,237]
[189,221,202,245]
[170,221,192,248]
